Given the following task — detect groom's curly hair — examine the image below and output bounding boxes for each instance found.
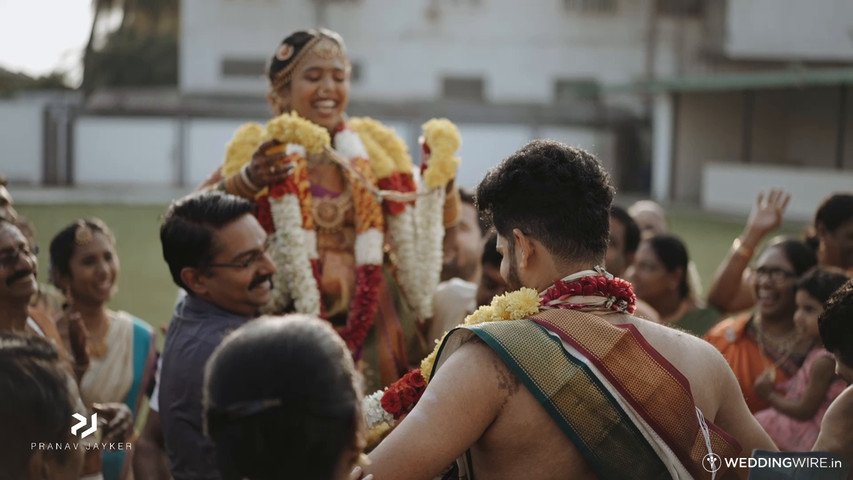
[476,140,614,265]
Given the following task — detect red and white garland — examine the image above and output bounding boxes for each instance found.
[364,269,637,440]
[226,112,460,359]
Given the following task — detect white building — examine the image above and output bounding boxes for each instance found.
[645,0,853,218]
[3,0,851,218]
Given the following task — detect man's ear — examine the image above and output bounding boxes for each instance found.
[816,223,830,243]
[512,228,533,269]
[180,267,209,297]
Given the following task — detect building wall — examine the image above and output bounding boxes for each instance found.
[724,0,853,61]
[672,91,743,203]
[672,86,853,203]
[703,163,853,222]
[180,0,699,111]
[60,114,612,189]
[0,97,45,184]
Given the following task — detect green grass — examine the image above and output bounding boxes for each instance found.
[17,202,807,336]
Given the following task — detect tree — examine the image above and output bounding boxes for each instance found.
[81,0,178,96]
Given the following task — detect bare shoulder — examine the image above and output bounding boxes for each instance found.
[623,314,729,369]
[618,315,734,406]
[439,335,521,399]
[820,386,853,430]
[814,386,853,458]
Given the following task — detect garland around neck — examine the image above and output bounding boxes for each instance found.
[364,269,637,441]
[222,112,461,358]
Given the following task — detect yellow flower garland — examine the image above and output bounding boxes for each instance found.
[421,118,461,189]
[264,111,331,155]
[223,122,265,177]
[349,117,413,179]
[419,287,541,382]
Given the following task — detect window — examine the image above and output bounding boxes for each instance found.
[221,58,267,78]
[563,0,618,13]
[442,76,485,101]
[554,78,601,102]
[350,61,362,83]
[657,0,702,16]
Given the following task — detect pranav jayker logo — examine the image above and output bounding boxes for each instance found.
[71,412,98,439]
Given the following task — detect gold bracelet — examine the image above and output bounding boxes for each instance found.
[224,174,249,198]
[732,237,753,259]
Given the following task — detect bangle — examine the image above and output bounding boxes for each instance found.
[240,164,261,193]
[732,237,753,259]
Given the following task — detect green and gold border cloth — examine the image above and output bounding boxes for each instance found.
[432,309,741,479]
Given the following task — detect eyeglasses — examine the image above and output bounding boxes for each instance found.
[0,245,38,270]
[755,266,796,284]
[206,249,267,269]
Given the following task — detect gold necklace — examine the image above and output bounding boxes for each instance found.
[86,314,112,360]
[312,185,352,232]
[752,314,801,379]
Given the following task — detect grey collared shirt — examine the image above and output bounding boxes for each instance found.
[159,294,250,480]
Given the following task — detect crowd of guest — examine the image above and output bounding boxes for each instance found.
[3,168,853,480]
[2,27,853,480]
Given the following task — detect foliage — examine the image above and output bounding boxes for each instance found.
[82,0,179,93]
[87,29,178,88]
[0,69,71,97]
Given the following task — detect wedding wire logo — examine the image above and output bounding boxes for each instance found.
[702,452,844,472]
[71,413,98,439]
[702,453,722,473]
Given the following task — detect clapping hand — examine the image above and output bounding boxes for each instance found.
[93,403,134,444]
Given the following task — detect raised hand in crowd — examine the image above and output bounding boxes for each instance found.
[707,188,791,313]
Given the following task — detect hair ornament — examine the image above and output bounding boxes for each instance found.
[74,221,94,246]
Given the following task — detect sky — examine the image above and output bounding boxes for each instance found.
[0,0,93,84]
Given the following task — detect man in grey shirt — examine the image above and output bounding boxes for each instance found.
[158,191,277,479]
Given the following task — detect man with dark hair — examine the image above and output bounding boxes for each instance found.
[0,333,86,479]
[365,140,773,479]
[607,205,660,322]
[0,218,74,365]
[156,191,277,480]
[606,205,640,278]
[813,279,853,467]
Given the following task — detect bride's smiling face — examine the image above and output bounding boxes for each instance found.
[282,47,350,132]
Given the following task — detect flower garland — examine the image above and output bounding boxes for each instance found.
[406,118,461,319]
[346,117,461,321]
[421,118,461,189]
[223,112,384,359]
[223,122,265,177]
[222,113,462,356]
[265,148,320,316]
[364,270,637,438]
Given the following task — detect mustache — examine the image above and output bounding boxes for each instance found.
[249,274,273,290]
[6,269,34,286]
